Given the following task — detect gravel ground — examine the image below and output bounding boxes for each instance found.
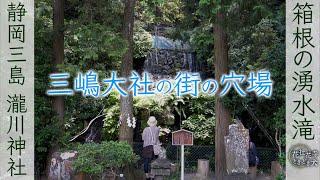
[183,173,271,180]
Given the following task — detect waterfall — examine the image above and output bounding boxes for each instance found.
[187,53,193,72]
[142,35,201,78]
[183,52,187,69]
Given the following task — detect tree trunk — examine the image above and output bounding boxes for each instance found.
[119,0,136,146]
[214,12,231,180]
[53,0,65,122]
[47,0,65,177]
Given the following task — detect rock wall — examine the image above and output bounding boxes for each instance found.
[144,49,196,79]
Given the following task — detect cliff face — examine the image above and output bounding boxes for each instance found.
[144,49,196,78]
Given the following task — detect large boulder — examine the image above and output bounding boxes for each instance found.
[48,151,78,180]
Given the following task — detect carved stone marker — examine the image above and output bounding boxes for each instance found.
[196,159,209,179]
[224,122,249,175]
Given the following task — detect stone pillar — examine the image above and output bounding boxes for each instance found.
[197,159,209,178]
[224,123,250,179]
[150,158,171,180]
[150,148,172,180]
[271,161,282,180]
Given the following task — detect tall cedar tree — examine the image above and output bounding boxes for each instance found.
[47,0,65,176]
[53,0,64,122]
[119,0,136,145]
[214,11,231,179]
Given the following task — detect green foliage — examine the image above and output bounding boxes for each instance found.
[34,0,125,174]
[169,0,285,148]
[34,1,60,174]
[103,92,121,140]
[134,94,177,127]
[103,93,216,144]
[137,0,184,26]
[182,95,215,144]
[73,141,138,175]
[189,25,214,66]
[183,114,215,144]
[276,172,285,180]
[278,152,286,167]
[63,0,126,72]
[102,93,177,141]
[197,0,215,22]
[65,22,126,65]
[133,21,153,58]
[156,0,185,24]
[224,4,285,147]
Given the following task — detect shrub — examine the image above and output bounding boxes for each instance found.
[73,141,139,176]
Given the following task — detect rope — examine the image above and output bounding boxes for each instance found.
[242,101,279,152]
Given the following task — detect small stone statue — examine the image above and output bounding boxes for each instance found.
[158,147,167,159]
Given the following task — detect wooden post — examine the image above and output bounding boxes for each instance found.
[172,129,193,180]
[181,145,184,180]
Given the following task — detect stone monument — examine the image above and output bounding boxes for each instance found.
[196,159,210,180]
[48,151,78,180]
[224,121,250,177]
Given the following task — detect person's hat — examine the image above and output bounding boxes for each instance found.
[147,116,157,126]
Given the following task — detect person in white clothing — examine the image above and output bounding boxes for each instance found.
[142,116,160,179]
